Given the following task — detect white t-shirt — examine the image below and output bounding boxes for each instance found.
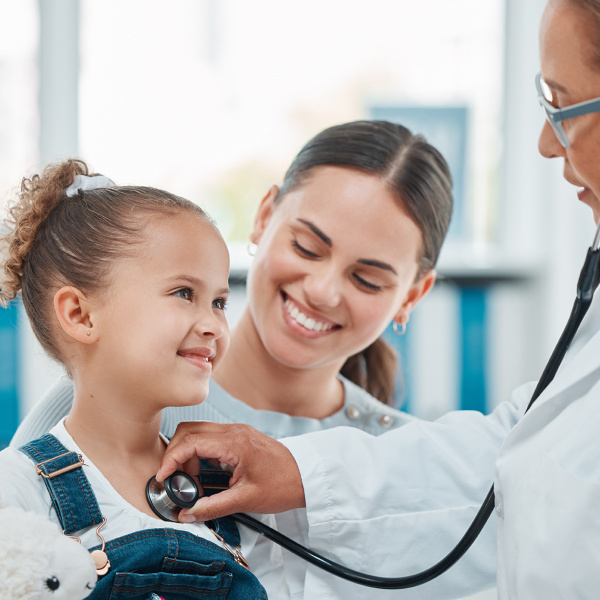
[0,419,289,599]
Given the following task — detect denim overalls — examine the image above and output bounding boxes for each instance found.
[19,434,267,600]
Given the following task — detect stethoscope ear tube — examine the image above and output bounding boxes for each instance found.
[148,238,600,588]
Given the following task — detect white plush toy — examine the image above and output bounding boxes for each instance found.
[0,506,97,599]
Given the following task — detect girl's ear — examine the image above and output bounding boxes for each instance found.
[54,286,96,343]
[393,269,437,328]
[250,185,279,244]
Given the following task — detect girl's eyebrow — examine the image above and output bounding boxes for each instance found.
[296,218,397,274]
[297,218,332,247]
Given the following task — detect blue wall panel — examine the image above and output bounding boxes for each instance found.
[0,300,19,448]
[459,287,487,413]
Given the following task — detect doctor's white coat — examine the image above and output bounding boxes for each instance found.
[281,298,600,599]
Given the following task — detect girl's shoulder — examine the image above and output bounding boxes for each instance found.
[0,446,51,514]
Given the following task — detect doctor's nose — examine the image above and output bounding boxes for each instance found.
[538,119,565,159]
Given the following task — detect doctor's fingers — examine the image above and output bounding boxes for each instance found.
[179,484,263,523]
[178,444,305,522]
[157,421,239,482]
[157,422,306,516]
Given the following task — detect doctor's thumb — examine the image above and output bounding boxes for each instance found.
[179,491,242,523]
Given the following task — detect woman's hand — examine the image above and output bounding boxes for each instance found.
[157,421,306,522]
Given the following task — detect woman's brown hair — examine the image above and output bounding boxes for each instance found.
[274,120,453,405]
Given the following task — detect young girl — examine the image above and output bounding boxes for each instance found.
[0,160,287,599]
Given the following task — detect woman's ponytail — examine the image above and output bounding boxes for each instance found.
[340,337,400,405]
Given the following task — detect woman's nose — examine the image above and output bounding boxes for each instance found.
[304,265,343,308]
[538,119,565,158]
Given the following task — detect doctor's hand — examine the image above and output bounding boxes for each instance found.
[156,421,306,522]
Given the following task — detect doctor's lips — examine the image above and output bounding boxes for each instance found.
[577,186,591,201]
[563,171,590,199]
[177,347,216,369]
[282,292,340,333]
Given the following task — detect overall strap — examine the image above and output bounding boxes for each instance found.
[19,434,104,534]
[199,459,241,547]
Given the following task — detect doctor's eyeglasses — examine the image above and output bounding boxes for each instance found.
[536,72,600,148]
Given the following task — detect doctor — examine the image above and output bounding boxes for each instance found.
[158,0,600,597]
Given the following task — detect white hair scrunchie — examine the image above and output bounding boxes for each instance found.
[65,174,116,197]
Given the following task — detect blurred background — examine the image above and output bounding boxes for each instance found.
[0,2,592,598]
[0,0,593,441]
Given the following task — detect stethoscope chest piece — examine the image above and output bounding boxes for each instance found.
[146,471,199,522]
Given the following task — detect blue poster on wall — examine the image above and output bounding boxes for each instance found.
[0,301,19,448]
[369,105,468,241]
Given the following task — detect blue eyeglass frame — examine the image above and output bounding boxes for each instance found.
[536,72,600,148]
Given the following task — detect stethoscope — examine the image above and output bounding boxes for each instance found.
[146,221,600,589]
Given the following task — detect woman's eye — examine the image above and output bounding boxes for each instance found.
[293,239,319,259]
[172,287,193,301]
[213,297,228,310]
[353,274,382,292]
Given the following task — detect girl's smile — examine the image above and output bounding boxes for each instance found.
[177,346,217,370]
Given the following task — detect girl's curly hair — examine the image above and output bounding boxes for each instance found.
[0,158,210,364]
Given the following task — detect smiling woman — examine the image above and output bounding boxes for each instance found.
[176,120,453,422]
[237,166,435,416]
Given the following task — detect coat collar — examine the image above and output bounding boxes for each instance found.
[533,314,600,408]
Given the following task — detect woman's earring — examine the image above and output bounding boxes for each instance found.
[247,241,257,256]
[392,321,406,336]
[86,331,91,336]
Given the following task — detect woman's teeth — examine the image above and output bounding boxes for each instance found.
[285,298,334,332]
